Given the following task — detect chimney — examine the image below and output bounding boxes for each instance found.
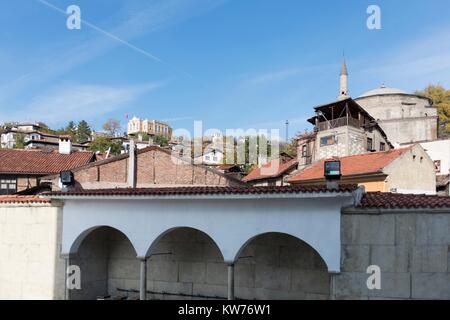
[59,136,72,154]
[127,140,137,188]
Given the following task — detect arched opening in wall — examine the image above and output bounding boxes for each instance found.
[235,232,330,300]
[145,227,226,300]
[68,226,138,300]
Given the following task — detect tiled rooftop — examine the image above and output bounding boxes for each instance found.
[46,184,359,197]
[0,195,50,204]
[289,147,412,182]
[359,192,450,209]
[243,158,298,182]
[0,149,94,175]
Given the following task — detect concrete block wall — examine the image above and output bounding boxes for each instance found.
[337,212,450,299]
[74,228,330,300]
[0,203,65,300]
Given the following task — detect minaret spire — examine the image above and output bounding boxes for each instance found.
[338,56,349,100]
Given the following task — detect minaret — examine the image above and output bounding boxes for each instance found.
[338,57,349,100]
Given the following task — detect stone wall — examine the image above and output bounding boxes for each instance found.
[71,212,450,300]
[0,202,65,299]
[316,126,389,161]
[73,228,330,300]
[337,210,450,299]
[355,94,438,144]
[2,201,449,300]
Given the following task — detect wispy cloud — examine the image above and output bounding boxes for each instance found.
[162,116,195,122]
[0,81,166,125]
[240,63,336,88]
[358,28,450,87]
[244,116,309,130]
[0,0,227,103]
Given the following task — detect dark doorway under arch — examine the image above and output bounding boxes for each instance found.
[69,226,138,300]
[235,232,330,300]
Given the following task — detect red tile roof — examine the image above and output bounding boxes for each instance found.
[243,158,298,182]
[0,195,50,204]
[289,147,412,183]
[46,184,359,197]
[0,149,95,175]
[359,192,450,209]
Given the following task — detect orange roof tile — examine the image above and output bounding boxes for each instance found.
[359,192,450,209]
[0,149,94,175]
[243,158,298,182]
[0,195,50,204]
[289,147,412,183]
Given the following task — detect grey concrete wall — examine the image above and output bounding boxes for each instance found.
[69,212,450,300]
[338,211,450,299]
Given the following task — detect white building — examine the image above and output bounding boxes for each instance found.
[195,148,225,165]
[127,117,172,139]
[421,139,450,195]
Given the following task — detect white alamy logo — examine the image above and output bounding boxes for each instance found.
[66,5,81,30]
[367,5,381,30]
[67,265,81,290]
[366,265,381,290]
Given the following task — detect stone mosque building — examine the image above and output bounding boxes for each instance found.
[297,59,439,167]
[343,58,438,145]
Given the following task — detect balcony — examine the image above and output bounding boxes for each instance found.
[316,116,360,132]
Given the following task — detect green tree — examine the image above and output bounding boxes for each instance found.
[89,136,122,155]
[415,85,450,137]
[76,120,91,143]
[153,135,169,147]
[15,133,25,149]
[57,121,77,140]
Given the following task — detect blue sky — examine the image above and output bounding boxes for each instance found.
[1,0,450,138]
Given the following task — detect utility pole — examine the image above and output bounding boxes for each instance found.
[285,120,289,142]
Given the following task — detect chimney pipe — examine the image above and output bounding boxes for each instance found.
[59,137,72,155]
[127,140,137,188]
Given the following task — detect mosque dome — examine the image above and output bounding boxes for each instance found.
[358,84,407,98]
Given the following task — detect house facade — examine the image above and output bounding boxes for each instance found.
[420,139,450,196]
[289,145,436,194]
[0,147,95,195]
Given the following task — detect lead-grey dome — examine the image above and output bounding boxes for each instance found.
[358,85,407,98]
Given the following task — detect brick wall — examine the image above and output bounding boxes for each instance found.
[48,148,242,190]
